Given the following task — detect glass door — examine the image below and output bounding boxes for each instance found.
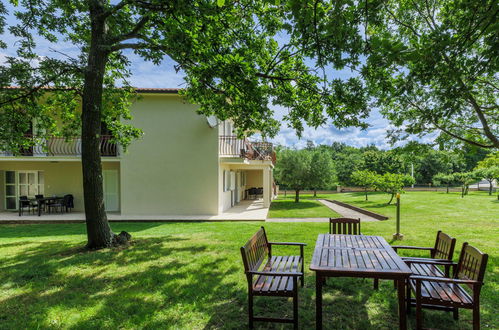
[5,171,17,210]
[18,171,39,198]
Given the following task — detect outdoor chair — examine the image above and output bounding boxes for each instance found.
[34,194,45,213]
[48,197,64,213]
[405,242,488,330]
[18,196,34,216]
[248,188,257,200]
[240,226,305,329]
[62,194,74,212]
[328,218,378,289]
[394,231,457,277]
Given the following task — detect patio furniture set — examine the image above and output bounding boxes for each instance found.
[18,194,74,216]
[240,218,488,330]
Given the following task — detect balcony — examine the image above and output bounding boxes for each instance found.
[0,135,119,157]
[219,136,275,163]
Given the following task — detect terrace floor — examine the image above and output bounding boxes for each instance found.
[0,199,269,223]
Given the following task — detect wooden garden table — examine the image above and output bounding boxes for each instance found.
[310,234,412,330]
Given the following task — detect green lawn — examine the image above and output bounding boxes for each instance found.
[268,198,341,218]
[0,191,497,329]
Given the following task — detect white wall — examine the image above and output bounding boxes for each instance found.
[121,94,219,215]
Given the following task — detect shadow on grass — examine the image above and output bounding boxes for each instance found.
[0,222,167,238]
[0,236,493,329]
[0,236,241,329]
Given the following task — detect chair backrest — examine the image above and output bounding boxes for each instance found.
[329,218,361,235]
[240,227,270,273]
[19,195,30,206]
[35,194,44,199]
[63,194,74,207]
[455,242,488,288]
[431,231,457,260]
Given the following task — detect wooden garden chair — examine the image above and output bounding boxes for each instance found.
[240,227,305,329]
[405,242,488,330]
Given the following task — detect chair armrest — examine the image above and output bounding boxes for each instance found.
[392,245,433,252]
[411,275,479,285]
[402,257,451,262]
[249,271,304,277]
[405,259,456,266]
[268,242,307,246]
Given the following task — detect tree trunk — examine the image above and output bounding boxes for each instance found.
[295,190,300,203]
[488,180,493,196]
[461,186,465,198]
[446,185,449,194]
[365,187,368,201]
[387,193,395,205]
[313,189,317,197]
[82,3,129,249]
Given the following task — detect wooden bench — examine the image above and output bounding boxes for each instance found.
[240,226,306,329]
[406,242,488,330]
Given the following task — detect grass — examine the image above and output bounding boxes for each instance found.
[268,198,341,218]
[0,191,497,329]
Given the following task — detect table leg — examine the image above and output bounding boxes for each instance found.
[316,273,323,330]
[397,279,407,330]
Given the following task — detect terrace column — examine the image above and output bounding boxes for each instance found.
[263,168,270,207]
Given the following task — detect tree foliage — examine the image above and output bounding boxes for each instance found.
[274,149,311,202]
[351,170,378,200]
[309,150,335,197]
[364,0,499,148]
[378,173,415,205]
[432,173,456,194]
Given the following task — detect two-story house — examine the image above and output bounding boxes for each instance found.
[0,88,276,219]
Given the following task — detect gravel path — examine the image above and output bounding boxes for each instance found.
[317,199,379,222]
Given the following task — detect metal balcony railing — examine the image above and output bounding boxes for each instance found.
[0,135,118,157]
[219,135,275,163]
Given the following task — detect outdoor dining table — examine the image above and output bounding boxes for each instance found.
[32,196,64,216]
[310,234,413,330]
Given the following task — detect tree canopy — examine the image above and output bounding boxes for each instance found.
[364,0,499,148]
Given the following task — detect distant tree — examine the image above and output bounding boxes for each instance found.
[331,146,364,185]
[378,173,415,205]
[475,152,499,196]
[474,167,499,196]
[432,173,455,194]
[453,172,479,198]
[351,170,379,201]
[309,150,335,197]
[306,140,316,150]
[362,149,405,174]
[274,149,311,203]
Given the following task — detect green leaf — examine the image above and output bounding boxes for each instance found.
[217,0,225,7]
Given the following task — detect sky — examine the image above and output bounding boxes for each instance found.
[0,3,436,150]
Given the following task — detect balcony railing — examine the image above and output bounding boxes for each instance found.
[0,135,119,157]
[219,135,275,163]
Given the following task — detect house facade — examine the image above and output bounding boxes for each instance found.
[0,88,275,217]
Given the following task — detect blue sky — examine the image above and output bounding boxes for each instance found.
[1,4,436,149]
